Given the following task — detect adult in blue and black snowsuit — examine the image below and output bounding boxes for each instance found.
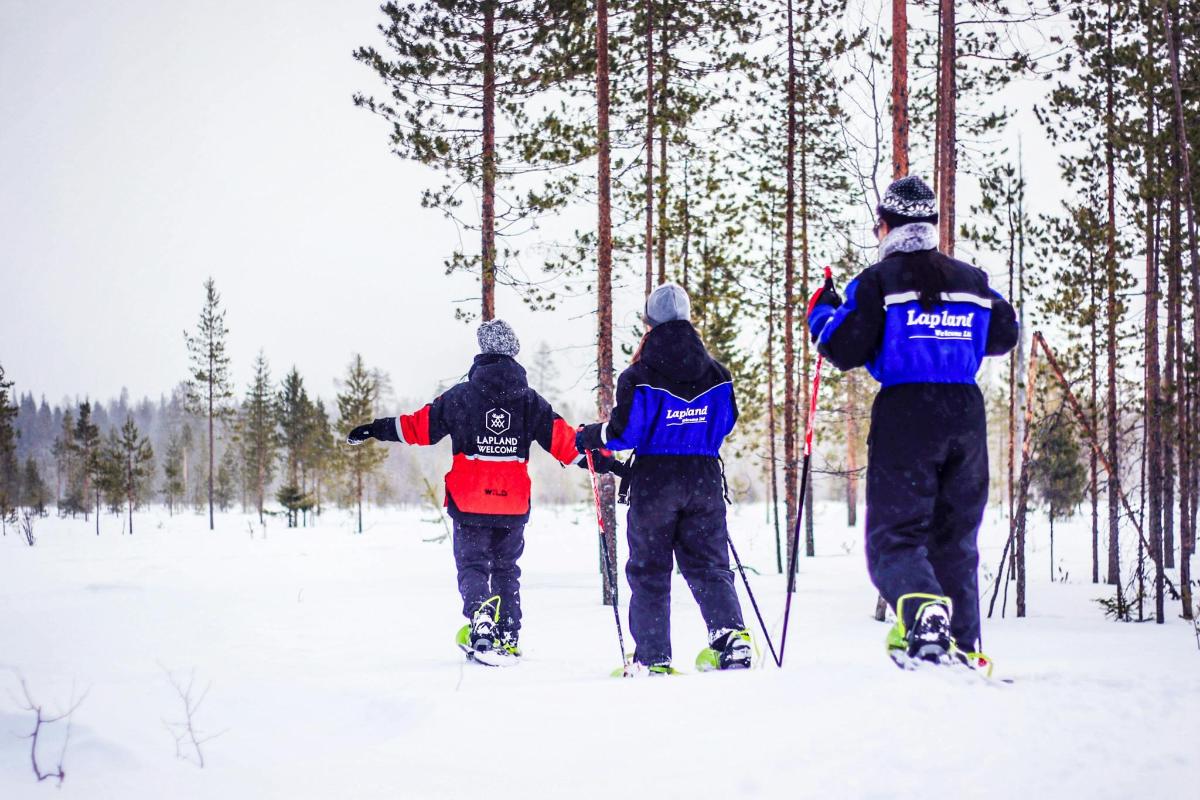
[807,176,1018,666]
[576,283,752,674]
[347,319,625,661]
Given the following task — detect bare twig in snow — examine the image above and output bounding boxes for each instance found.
[17,677,86,786]
[161,667,225,768]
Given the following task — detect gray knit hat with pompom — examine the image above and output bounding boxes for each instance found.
[477,319,520,357]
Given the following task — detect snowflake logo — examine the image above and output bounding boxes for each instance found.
[485,408,511,435]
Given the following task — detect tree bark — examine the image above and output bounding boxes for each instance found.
[799,30,815,558]
[1090,250,1100,584]
[1161,0,1200,621]
[480,1,497,322]
[1104,5,1121,588]
[768,263,783,573]
[1143,59,1165,623]
[891,0,909,179]
[596,0,618,607]
[936,0,956,255]
[656,1,668,286]
[1164,173,1179,570]
[783,0,799,573]
[1015,339,1039,617]
[644,2,654,302]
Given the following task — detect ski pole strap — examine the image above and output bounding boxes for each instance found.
[803,355,823,458]
[584,450,605,534]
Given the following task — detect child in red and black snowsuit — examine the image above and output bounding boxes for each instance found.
[348,320,626,662]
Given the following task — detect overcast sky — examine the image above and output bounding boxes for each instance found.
[1,1,1069,413]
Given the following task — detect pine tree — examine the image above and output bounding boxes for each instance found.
[1030,410,1088,582]
[184,277,233,530]
[21,456,48,515]
[73,402,103,535]
[277,367,314,528]
[354,1,580,320]
[0,365,18,530]
[337,355,387,534]
[162,432,186,515]
[240,352,278,524]
[109,417,154,534]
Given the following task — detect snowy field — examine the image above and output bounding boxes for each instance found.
[1,500,1196,799]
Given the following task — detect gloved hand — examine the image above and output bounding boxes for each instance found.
[577,449,629,478]
[575,423,603,453]
[806,269,842,342]
[346,418,393,446]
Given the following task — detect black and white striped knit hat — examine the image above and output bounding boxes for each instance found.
[878,175,937,220]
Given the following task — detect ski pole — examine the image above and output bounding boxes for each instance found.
[585,450,628,669]
[778,266,830,666]
[727,534,781,667]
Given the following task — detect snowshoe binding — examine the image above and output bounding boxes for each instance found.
[457,596,516,666]
[886,594,955,670]
[695,628,753,672]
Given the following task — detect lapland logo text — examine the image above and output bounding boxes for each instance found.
[906,308,975,340]
[906,309,975,327]
[665,406,708,426]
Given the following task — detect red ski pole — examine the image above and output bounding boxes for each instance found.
[777,266,830,666]
[585,450,629,670]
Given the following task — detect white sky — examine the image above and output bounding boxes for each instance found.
[0,1,1071,412]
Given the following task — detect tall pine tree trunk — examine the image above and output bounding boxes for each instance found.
[1104,7,1121,588]
[846,372,859,527]
[480,1,497,321]
[596,0,618,606]
[1143,65,1165,623]
[1090,254,1100,584]
[1164,175,1179,570]
[1161,0,1200,621]
[783,0,799,573]
[799,22,814,557]
[891,0,909,179]
[936,0,956,255]
[644,3,654,301]
[768,268,783,573]
[656,2,668,286]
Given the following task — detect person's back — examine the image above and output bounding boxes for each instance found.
[808,176,1017,671]
[578,284,752,675]
[348,319,623,664]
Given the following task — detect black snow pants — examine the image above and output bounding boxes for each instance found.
[625,456,745,666]
[865,383,989,651]
[453,521,525,634]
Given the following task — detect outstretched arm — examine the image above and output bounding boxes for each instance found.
[346,397,449,447]
[531,393,629,477]
[576,371,643,453]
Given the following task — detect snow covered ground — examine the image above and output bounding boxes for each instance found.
[1,500,1196,799]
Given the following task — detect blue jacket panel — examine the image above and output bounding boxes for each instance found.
[578,320,738,457]
[813,250,1018,387]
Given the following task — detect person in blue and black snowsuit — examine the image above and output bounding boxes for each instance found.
[576,283,752,675]
[347,319,626,664]
[807,176,1019,669]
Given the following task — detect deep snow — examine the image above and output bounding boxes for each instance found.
[0,500,1195,799]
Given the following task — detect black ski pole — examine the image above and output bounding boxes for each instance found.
[727,534,781,667]
[585,450,628,670]
[778,269,829,666]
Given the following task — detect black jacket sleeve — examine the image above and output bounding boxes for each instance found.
[816,268,885,371]
[577,367,639,451]
[985,290,1020,357]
